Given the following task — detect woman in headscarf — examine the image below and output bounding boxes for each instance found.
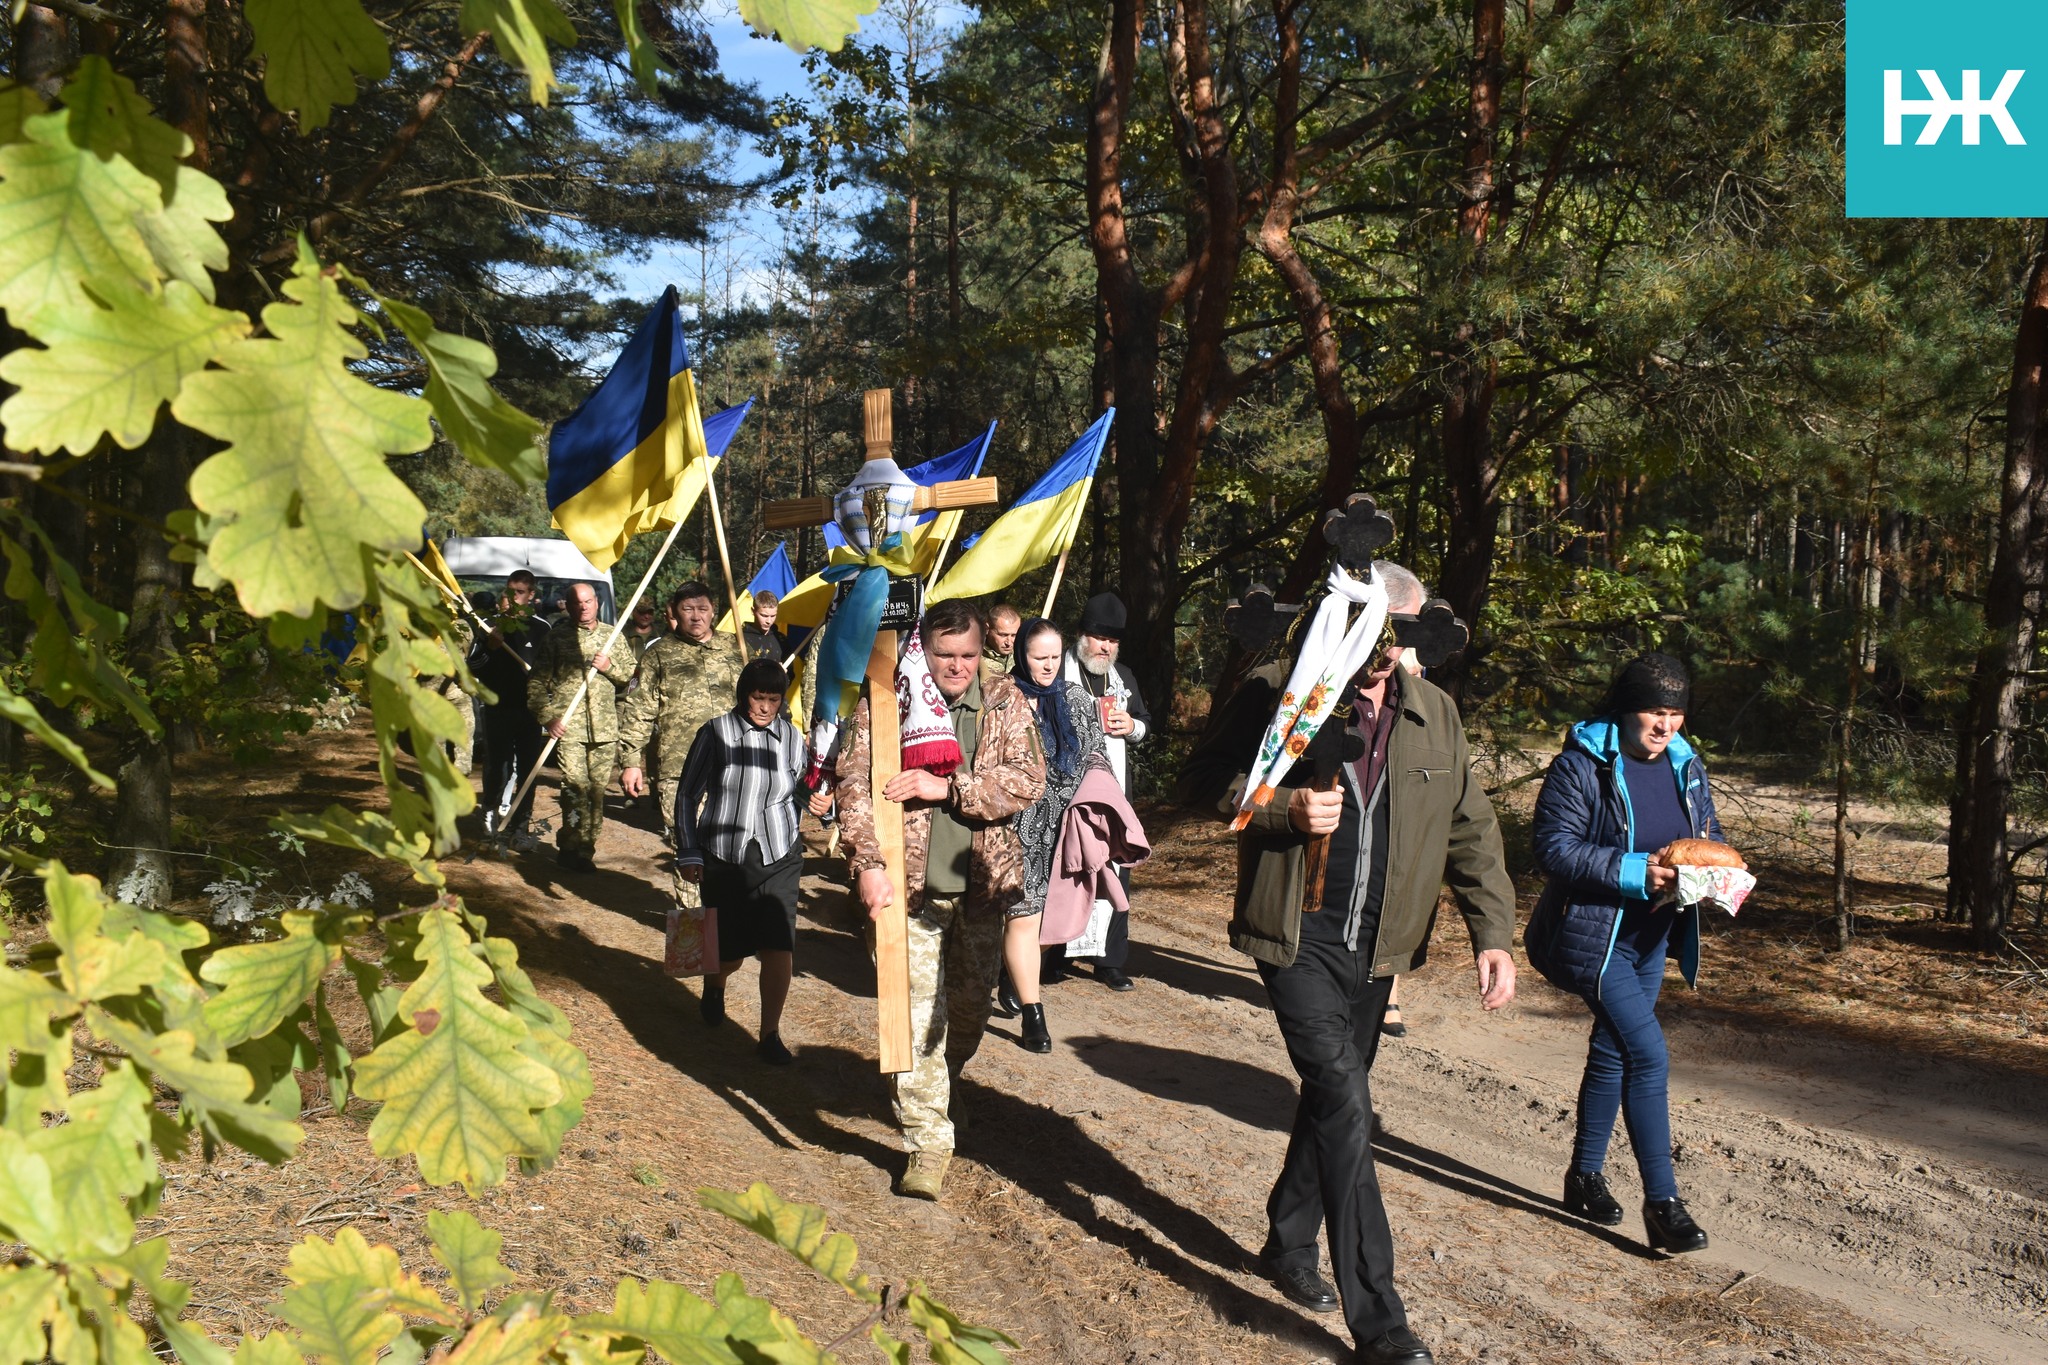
[1524,653,1725,1254]
[1000,618,1108,1052]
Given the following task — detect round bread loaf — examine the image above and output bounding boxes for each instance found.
[1654,838,1746,869]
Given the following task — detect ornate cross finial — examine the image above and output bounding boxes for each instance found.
[1225,584,1299,652]
[1322,493,1396,572]
[863,388,893,459]
[1390,598,1470,667]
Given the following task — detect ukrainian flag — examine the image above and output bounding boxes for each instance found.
[771,421,999,634]
[929,408,1112,604]
[548,286,713,570]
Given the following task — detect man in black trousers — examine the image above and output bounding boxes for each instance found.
[1182,562,1517,1365]
[476,569,548,847]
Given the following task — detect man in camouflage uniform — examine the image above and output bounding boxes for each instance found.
[979,603,1020,684]
[528,582,635,872]
[836,599,1046,1200]
[619,582,748,841]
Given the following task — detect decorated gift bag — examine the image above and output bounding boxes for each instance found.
[663,876,719,976]
[1065,896,1113,958]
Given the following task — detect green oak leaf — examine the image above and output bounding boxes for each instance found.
[442,1308,568,1365]
[0,108,164,325]
[200,910,341,1048]
[0,80,45,146]
[612,0,673,95]
[738,0,879,53]
[31,1064,156,1260]
[132,160,233,301]
[175,242,432,619]
[44,863,167,1005]
[371,289,544,485]
[279,1277,404,1365]
[0,277,246,454]
[350,910,561,1192]
[697,1185,876,1302]
[88,1010,305,1163]
[0,681,110,786]
[246,0,392,131]
[233,1334,306,1365]
[52,54,189,194]
[312,982,352,1111]
[427,1210,514,1314]
[48,1270,158,1365]
[513,1027,590,1177]
[576,1280,725,1362]
[1,513,156,733]
[0,1140,63,1254]
[905,1291,1015,1365]
[0,1265,59,1365]
[0,963,73,1055]
[460,0,578,104]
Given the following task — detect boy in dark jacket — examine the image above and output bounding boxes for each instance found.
[1183,562,1516,1365]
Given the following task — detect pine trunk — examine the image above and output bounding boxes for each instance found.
[1952,223,2048,950]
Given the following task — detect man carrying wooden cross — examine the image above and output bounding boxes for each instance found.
[834,599,1046,1199]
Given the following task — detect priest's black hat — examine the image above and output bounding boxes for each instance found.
[1078,592,1127,639]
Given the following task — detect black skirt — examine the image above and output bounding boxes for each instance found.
[701,843,803,960]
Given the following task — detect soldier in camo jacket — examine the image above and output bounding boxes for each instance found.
[527,582,635,872]
[619,581,748,842]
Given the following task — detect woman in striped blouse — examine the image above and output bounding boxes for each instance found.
[676,658,811,1065]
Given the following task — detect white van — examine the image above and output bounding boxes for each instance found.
[441,536,617,623]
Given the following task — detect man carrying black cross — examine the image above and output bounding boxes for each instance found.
[1183,557,1517,1365]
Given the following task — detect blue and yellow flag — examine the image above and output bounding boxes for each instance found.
[929,409,1112,604]
[548,286,712,571]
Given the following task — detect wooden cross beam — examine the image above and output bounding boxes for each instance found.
[764,390,1001,1075]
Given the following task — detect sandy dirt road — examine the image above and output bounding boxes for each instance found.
[408,783,2047,1365]
[141,744,2048,1365]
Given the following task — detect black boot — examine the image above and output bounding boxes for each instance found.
[1643,1197,1709,1253]
[1019,1003,1052,1053]
[1563,1170,1625,1226]
[699,976,725,1028]
[995,970,1022,1017]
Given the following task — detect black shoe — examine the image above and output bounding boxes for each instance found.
[1098,966,1135,992]
[1355,1326,1434,1364]
[1563,1169,1625,1226]
[1019,1003,1052,1054]
[1643,1197,1709,1253]
[558,849,595,873]
[756,1032,794,1066]
[995,972,1022,1017]
[1379,1001,1407,1038]
[1042,959,1069,986]
[1263,1260,1339,1314]
[699,977,725,1028]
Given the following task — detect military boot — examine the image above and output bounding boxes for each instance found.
[897,1151,950,1200]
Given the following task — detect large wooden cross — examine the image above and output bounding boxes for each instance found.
[762,389,1000,1074]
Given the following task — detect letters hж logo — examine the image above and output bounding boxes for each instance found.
[1883,69,2026,145]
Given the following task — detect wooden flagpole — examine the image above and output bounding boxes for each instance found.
[696,384,750,653]
[1038,480,1093,618]
[922,512,964,593]
[405,552,530,673]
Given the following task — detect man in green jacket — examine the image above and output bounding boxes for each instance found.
[1183,561,1517,1365]
[528,582,635,873]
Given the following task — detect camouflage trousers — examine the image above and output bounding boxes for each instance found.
[556,740,615,857]
[878,895,1003,1154]
[657,776,682,847]
[439,679,474,775]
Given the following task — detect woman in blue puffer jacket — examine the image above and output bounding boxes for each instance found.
[1524,653,1723,1255]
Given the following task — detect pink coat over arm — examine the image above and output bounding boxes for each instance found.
[1041,766,1152,945]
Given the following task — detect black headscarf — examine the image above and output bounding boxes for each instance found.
[1603,652,1691,716]
[1009,618,1081,778]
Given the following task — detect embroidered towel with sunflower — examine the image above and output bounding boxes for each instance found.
[1230,564,1391,830]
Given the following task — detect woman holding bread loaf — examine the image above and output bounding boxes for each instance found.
[1525,653,1738,1255]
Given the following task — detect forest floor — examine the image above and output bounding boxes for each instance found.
[61,722,2048,1365]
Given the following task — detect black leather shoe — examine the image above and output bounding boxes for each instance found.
[1643,1196,1710,1253]
[756,1032,794,1066]
[1355,1325,1434,1364]
[1563,1169,1625,1226]
[1019,1003,1052,1054]
[995,973,1023,1017]
[1264,1260,1339,1313]
[699,978,725,1028]
[1099,966,1136,992]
